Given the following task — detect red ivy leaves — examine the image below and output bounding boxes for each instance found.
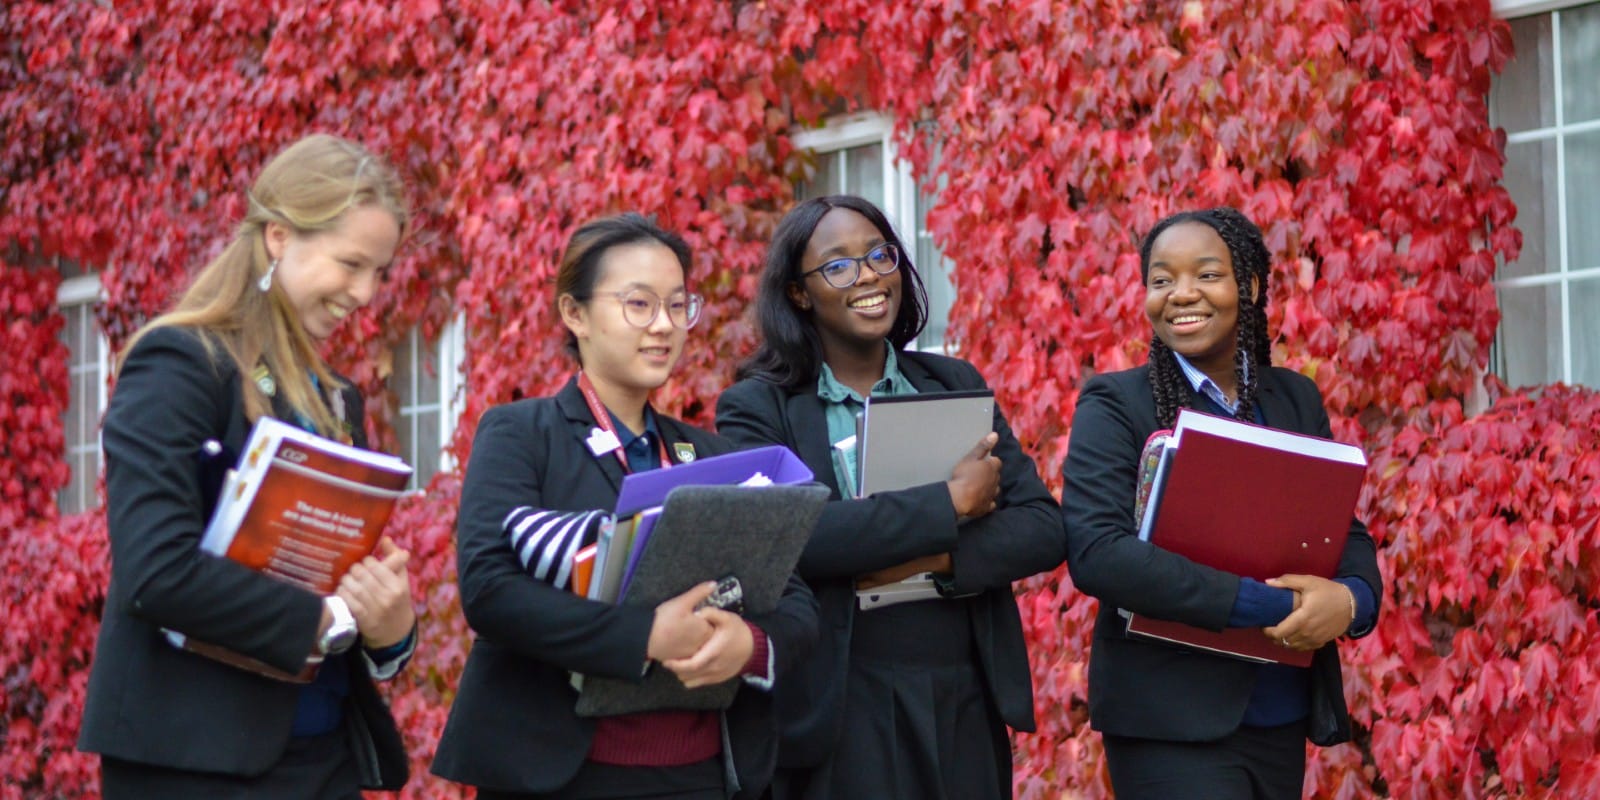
[0,261,69,531]
[0,0,1562,797]
[1357,389,1600,797]
[0,514,108,799]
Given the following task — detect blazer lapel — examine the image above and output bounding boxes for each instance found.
[555,377,628,495]
[655,417,698,466]
[784,387,843,499]
[897,350,947,393]
[1254,370,1299,433]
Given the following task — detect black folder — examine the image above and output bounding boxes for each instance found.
[574,483,828,717]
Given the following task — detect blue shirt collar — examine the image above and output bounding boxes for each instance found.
[606,407,662,473]
[606,406,659,444]
[1170,351,1250,414]
[816,343,915,404]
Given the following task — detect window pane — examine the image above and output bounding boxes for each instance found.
[1568,129,1600,272]
[395,414,416,472]
[60,452,86,515]
[393,331,416,407]
[414,416,441,490]
[77,369,98,445]
[1500,139,1559,280]
[1561,3,1600,125]
[1490,14,1555,132]
[1573,276,1600,385]
[60,392,83,515]
[846,143,885,209]
[80,452,97,508]
[418,340,439,406]
[915,190,955,350]
[801,151,842,200]
[1496,282,1561,387]
[61,304,83,358]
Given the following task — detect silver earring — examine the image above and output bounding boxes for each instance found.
[258,259,277,292]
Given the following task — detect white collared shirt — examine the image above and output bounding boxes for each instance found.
[1169,351,1250,414]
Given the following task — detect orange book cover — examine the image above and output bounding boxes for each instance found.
[171,417,412,682]
[213,428,412,593]
[572,544,597,597]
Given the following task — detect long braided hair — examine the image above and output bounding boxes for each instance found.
[1139,207,1273,429]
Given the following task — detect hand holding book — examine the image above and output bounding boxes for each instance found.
[1262,574,1357,652]
[662,606,755,688]
[336,536,416,650]
[645,581,717,663]
[944,432,1001,518]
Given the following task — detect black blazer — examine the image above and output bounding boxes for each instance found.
[715,350,1067,768]
[430,377,820,797]
[1061,364,1382,746]
[78,325,408,788]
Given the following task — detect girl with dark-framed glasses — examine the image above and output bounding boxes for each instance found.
[432,213,818,800]
[715,195,1065,799]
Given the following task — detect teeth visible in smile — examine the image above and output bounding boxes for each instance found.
[849,295,887,310]
[1172,314,1206,325]
[325,302,348,320]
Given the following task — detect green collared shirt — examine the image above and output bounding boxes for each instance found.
[817,344,918,495]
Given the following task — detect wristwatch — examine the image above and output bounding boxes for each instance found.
[932,571,978,600]
[318,596,359,655]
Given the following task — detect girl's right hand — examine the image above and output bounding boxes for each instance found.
[946,432,1001,518]
[647,581,717,662]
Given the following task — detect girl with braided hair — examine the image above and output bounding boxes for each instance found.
[1061,207,1382,798]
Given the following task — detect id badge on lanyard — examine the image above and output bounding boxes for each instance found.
[576,372,672,473]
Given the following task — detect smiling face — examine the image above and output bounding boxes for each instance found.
[266,204,401,342]
[561,241,689,401]
[787,207,902,357]
[1144,221,1245,386]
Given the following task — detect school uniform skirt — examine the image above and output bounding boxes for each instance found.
[772,598,1011,800]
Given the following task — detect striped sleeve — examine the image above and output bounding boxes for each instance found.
[503,506,612,591]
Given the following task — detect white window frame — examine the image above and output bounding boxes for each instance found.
[1489,0,1599,386]
[392,315,465,490]
[57,273,108,514]
[792,113,922,261]
[792,112,954,351]
[1494,0,1584,16]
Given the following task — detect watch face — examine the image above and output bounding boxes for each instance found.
[321,596,358,655]
[323,625,358,655]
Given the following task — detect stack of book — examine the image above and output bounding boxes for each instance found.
[166,415,413,681]
[1126,408,1367,667]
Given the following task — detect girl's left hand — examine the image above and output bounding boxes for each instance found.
[337,536,417,649]
[1262,574,1354,651]
[661,608,755,688]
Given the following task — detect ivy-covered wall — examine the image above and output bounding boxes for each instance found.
[6,1,1596,797]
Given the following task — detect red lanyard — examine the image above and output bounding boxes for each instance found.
[576,371,672,473]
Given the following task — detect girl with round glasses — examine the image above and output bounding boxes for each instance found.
[433,213,818,800]
[716,195,1066,799]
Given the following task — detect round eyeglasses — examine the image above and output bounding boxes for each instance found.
[594,288,705,329]
[799,243,901,289]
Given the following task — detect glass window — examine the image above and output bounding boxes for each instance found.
[57,274,107,514]
[1490,2,1600,387]
[390,318,464,491]
[793,113,957,351]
